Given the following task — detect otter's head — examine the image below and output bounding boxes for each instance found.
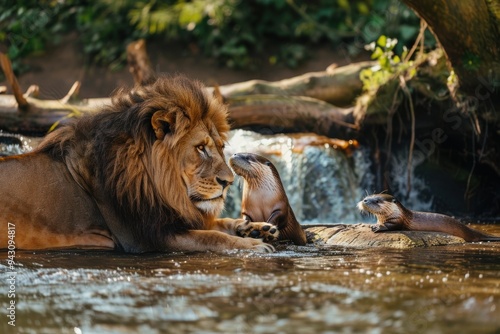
[357,194,403,223]
[229,153,279,189]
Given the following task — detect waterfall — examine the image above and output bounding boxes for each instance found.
[222,130,376,224]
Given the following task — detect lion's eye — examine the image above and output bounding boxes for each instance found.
[197,145,210,157]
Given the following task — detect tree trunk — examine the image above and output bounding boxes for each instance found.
[402,0,500,103]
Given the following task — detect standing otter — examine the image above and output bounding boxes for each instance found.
[229,153,307,245]
[358,193,500,242]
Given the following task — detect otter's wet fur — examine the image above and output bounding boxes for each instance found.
[358,194,500,242]
[229,153,307,245]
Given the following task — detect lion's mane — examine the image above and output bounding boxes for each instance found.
[36,76,230,250]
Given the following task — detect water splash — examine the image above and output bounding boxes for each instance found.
[0,131,38,156]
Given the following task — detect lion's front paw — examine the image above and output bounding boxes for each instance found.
[240,238,275,253]
[236,220,280,242]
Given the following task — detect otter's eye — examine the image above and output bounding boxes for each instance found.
[265,161,271,166]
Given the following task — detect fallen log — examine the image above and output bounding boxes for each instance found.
[0,52,29,110]
[0,93,358,137]
[228,94,357,138]
[123,38,372,107]
[0,39,364,135]
[210,61,374,107]
[0,94,109,134]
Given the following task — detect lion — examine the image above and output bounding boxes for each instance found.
[0,76,277,253]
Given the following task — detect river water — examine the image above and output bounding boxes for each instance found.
[2,238,500,334]
[1,130,500,333]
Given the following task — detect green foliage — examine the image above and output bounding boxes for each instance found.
[74,2,145,69]
[0,1,66,72]
[359,35,416,93]
[0,0,144,73]
[0,0,429,72]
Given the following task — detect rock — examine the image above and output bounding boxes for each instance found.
[304,223,465,248]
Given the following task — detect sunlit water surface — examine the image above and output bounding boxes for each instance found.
[1,131,500,333]
[2,232,500,334]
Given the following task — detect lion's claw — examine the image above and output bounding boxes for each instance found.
[237,237,275,253]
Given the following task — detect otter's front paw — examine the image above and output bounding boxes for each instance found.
[236,220,280,242]
[371,224,388,233]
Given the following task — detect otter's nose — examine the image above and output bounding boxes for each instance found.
[233,153,249,161]
[363,197,382,205]
[216,177,231,189]
[363,197,378,205]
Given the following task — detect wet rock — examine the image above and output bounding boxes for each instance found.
[304,223,465,248]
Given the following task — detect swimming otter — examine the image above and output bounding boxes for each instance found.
[358,193,500,242]
[229,153,307,245]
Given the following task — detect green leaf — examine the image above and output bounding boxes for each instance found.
[378,56,389,69]
[371,46,383,59]
[357,2,369,15]
[392,55,400,64]
[337,0,350,10]
[401,46,408,61]
[377,35,387,48]
[408,68,417,79]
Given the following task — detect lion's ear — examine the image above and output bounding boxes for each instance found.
[151,110,173,140]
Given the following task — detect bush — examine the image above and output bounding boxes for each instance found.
[0,0,427,73]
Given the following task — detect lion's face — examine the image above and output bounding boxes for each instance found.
[146,77,233,221]
[178,121,234,216]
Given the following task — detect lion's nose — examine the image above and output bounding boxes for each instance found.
[216,177,231,189]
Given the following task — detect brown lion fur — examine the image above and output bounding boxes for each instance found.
[2,75,254,252]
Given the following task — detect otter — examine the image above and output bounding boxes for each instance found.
[358,193,500,242]
[229,153,307,245]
